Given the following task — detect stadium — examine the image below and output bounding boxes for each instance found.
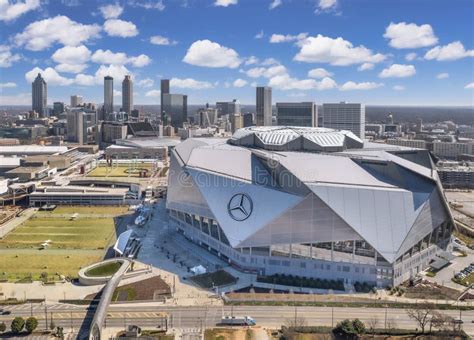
[166,126,454,287]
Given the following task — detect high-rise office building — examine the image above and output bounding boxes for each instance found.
[160,79,170,119]
[256,86,272,126]
[197,107,218,127]
[67,111,86,144]
[32,73,47,117]
[321,102,365,139]
[122,75,133,114]
[276,102,317,127]
[70,95,83,107]
[52,102,65,116]
[104,76,114,116]
[162,93,187,128]
[216,100,240,117]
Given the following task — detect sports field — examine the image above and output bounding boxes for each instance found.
[0,206,129,282]
[87,163,155,178]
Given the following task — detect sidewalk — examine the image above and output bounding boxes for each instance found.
[0,207,37,238]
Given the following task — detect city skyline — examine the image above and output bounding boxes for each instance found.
[0,0,473,106]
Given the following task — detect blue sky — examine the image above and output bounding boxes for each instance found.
[0,0,473,106]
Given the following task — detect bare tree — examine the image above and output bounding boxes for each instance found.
[367,317,379,337]
[386,318,397,335]
[405,303,435,333]
[430,311,454,332]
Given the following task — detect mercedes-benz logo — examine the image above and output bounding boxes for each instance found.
[227,193,253,221]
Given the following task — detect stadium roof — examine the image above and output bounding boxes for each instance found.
[229,126,363,152]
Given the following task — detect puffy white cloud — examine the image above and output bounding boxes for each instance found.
[91,49,150,67]
[150,35,177,45]
[317,0,337,10]
[384,22,438,49]
[245,65,287,78]
[357,63,374,71]
[0,82,17,88]
[254,30,264,39]
[464,82,474,89]
[170,77,214,89]
[25,67,73,86]
[183,40,241,68]
[214,0,237,7]
[244,56,259,65]
[130,0,165,10]
[129,54,151,67]
[75,64,132,86]
[14,15,101,51]
[405,52,417,61]
[0,0,40,22]
[74,74,95,86]
[261,58,279,66]
[233,78,248,87]
[269,0,282,10]
[436,72,449,79]
[99,3,123,19]
[424,41,474,61]
[308,67,333,78]
[294,34,386,66]
[268,74,337,91]
[0,45,21,67]
[145,89,161,97]
[393,85,405,91]
[94,64,131,83]
[104,19,138,38]
[92,49,128,65]
[52,45,91,64]
[138,78,154,87]
[379,64,416,78]
[340,81,384,91]
[55,63,88,73]
[270,33,308,43]
[113,89,121,97]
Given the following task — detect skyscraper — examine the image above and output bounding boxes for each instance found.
[70,95,83,107]
[321,102,365,139]
[32,73,47,117]
[122,75,133,114]
[104,76,114,116]
[162,93,187,128]
[160,79,170,120]
[276,102,317,127]
[216,99,240,117]
[256,86,272,126]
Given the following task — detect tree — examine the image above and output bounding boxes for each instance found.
[0,322,6,333]
[405,303,435,333]
[25,317,38,333]
[334,319,356,337]
[352,319,366,335]
[11,317,25,334]
[430,311,454,332]
[367,317,378,337]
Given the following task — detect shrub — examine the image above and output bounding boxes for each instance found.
[25,317,38,333]
[352,318,366,334]
[11,317,25,334]
[0,322,6,332]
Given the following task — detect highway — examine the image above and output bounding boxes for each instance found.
[1,303,473,335]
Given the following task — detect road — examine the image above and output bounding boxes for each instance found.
[1,303,473,335]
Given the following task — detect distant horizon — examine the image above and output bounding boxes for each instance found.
[1,104,473,108]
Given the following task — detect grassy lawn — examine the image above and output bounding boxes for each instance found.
[85,261,122,277]
[0,206,127,282]
[0,251,103,281]
[87,164,154,178]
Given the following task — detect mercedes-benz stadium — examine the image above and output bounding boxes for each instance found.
[166,126,454,287]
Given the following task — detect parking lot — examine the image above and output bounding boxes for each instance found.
[423,245,474,290]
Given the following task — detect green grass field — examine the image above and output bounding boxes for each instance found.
[0,206,129,281]
[87,163,155,178]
